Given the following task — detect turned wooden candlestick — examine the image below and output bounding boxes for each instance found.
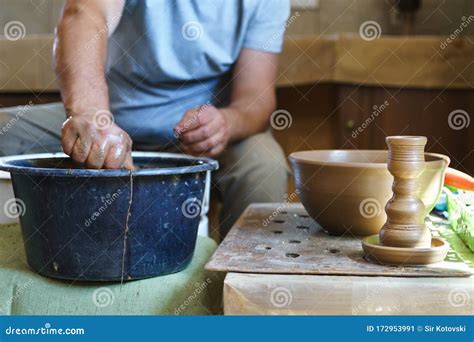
[379,136,432,248]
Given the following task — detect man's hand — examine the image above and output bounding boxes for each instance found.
[174,105,230,157]
[54,1,127,169]
[174,49,279,157]
[61,114,133,169]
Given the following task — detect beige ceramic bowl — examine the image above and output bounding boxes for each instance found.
[289,150,450,236]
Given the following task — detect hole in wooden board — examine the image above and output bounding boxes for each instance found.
[289,240,301,244]
[298,214,310,218]
[328,248,340,254]
[285,253,300,258]
[274,219,285,223]
[255,244,274,252]
[296,225,309,230]
[280,211,288,214]
[272,230,283,234]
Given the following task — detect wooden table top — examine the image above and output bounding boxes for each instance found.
[206,203,472,278]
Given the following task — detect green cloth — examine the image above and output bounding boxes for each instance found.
[445,188,474,253]
[0,224,223,315]
[432,221,474,269]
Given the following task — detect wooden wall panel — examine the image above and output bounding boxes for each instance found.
[333,85,473,174]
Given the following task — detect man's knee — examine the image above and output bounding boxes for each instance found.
[215,131,288,236]
[0,102,64,155]
[217,131,289,200]
[241,156,288,202]
[222,131,288,167]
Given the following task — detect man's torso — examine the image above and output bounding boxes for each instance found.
[107,0,258,147]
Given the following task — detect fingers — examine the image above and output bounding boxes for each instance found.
[184,141,226,158]
[85,139,110,169]
[103,136,133,169]
[123,153,134,170]
[120,135,134,170]
[61,116,135,170]
[176,105,229,158]
[207,142,226,157]
[179,118,221,144]
[175,106,213,135]
[71,134,93,163]
[175,109,200,135]
[182,129,226,155]
[61,118,78,155]
[104,144,127,169]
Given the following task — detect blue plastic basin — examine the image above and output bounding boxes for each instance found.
[0,152,218,281]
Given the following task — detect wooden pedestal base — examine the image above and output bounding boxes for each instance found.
[362,235,449,266]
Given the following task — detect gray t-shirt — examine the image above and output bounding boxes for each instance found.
[106,0,290,147]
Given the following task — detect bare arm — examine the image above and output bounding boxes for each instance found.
[54,0,132,169]
[221,48,278,141]
[175,48,279,156]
